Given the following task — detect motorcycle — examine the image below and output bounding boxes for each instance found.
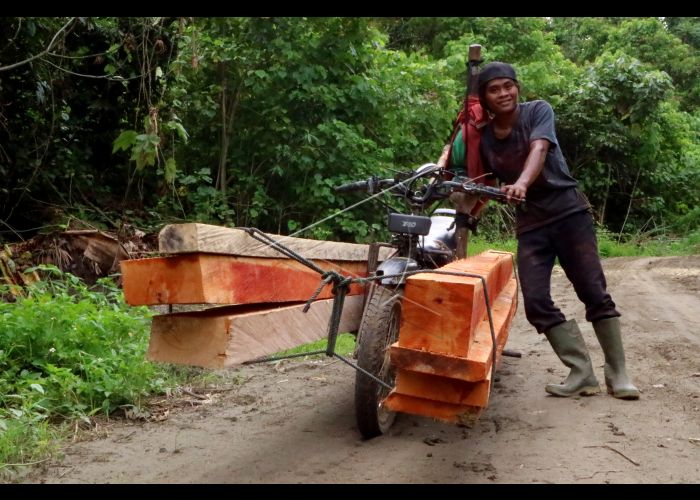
[335,163,521,438]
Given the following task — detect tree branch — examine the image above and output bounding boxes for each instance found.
[0,18,76,72]
[41,58,141,81]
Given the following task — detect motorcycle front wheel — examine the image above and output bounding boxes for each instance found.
[354,283,403,439]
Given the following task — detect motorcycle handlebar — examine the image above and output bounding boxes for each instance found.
[448,180,526,208]
[335,177,397,194]
[335,169,525,208]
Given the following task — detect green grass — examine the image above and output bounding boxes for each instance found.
[274,333,357,359]
[597,228,700,257]
[467,229,700,259]
[0,419,60,480]
[467,237,517,256]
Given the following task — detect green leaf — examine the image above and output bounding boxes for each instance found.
[30,383,45,394]
[155,66,163,79]
[112,130,138,153]
[165,158,177,184]
[167,121,189,142]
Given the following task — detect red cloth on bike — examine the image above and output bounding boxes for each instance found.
[447,95,493,215]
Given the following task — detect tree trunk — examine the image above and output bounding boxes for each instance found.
[217,62,229,195]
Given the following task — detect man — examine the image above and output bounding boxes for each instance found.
[477,61,639,400]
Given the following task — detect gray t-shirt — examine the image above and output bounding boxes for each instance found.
[480,100,590,234]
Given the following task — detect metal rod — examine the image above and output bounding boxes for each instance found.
[241,349,328,365]
[333,352,393,391]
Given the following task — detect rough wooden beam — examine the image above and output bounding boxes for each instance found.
[158,223,394,261]
[381,392,483,425]
[398,272,483,357]
[397,251,513,357]
[442,251,513,316]
[381,253,517,423]
[392,368,492,407]
[121,253,366,306]
[148,294,364,368]
[389,278,518,381]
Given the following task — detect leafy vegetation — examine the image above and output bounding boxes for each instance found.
[0,266,188,471]
[0,17,697,245]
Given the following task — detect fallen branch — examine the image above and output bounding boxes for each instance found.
[181,388,210,400]
[574,470,622,480]
[0,458,51,469]
[585,445,640,466]
[58,466,76,478]
[186,399,211,406]
[113,431,138,443]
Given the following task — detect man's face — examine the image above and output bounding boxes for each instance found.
[484,78,518,115]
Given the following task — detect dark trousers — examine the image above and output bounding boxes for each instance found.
[517,210,620,333]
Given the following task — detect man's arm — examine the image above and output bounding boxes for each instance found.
[436,143,451,168]
[501,139,549,201]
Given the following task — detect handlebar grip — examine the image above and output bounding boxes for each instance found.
[460,182,526,205]
[477,184,505,197]
[336,178,397,194]
[335,180,369,193]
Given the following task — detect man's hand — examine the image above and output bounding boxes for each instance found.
[501,182,527,202]
[500,139,549,202]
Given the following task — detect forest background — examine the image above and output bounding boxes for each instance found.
[2,17,699,246]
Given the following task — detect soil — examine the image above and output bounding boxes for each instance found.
[24,255,700,484]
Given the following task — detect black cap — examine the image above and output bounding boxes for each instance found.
[478,62,518,113]
[478,62,517,90]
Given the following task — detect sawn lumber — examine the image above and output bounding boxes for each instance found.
[148,294,364,368]
[120,253,367,306]
[158,223,394,261]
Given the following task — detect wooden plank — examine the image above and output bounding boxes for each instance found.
[148,294,364,368]
[121,253,367,306]
[66,230,130,272]
[442,250,513,313]
[396,251,513,357]
[469,278,518,373]
[381,252,517,424]
[398,271,483,357]
[158,223,394,261]
[381,392,483,425]
[392,368,492,407]
[390,277,518,381]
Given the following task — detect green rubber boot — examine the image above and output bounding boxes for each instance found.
[593,317,640,400]
[543,320,601,397]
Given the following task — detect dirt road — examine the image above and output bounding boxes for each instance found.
[26,256,700,484]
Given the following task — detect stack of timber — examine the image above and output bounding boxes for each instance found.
[382,250,518,425]
[120,223,393,369]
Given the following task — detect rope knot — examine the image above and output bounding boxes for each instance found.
[321,270,342,283]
